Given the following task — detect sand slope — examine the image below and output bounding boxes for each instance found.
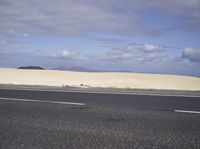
[0,68,200,91]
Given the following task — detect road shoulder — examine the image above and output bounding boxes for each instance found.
[0,84,200,97]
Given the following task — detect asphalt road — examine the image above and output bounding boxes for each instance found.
[0,89,200,149]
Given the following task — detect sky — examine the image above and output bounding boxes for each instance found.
[0,0,200,76]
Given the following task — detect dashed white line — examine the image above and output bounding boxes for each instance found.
[0,97,85,106]
[174,110,200,114]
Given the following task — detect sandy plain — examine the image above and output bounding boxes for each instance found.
[0,68,200,91]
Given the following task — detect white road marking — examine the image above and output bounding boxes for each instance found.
[174,110,200,114]
[0,97,85,106]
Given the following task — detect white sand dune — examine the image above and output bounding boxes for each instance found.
[0,68,200,91]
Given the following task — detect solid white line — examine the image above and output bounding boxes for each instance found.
[0,97,85,106]
[174,110,200,114]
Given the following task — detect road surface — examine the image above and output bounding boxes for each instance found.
[0,89,200,148]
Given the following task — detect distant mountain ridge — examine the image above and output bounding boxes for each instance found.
[52,66,98,72]
[52,66,132,73]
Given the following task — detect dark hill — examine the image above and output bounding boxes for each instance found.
[18,66,45,70]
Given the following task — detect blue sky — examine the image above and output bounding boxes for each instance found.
[0,0,200,76]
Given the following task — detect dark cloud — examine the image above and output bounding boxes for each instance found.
[143,0,200,32]
[141,0,200,20]
[1,0,199,38]
[0,0,157,37]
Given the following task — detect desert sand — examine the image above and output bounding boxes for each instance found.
[0,68,200,91]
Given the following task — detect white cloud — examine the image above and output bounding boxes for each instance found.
[4,29,29,37]
[12,44,22,49]
[0,40,7,46]
[52,50,79,59]
[144,44,164,51]
[0,39,23,49]
[87,44,167,63]
[182,48,200,62]
[23,33,29,38]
